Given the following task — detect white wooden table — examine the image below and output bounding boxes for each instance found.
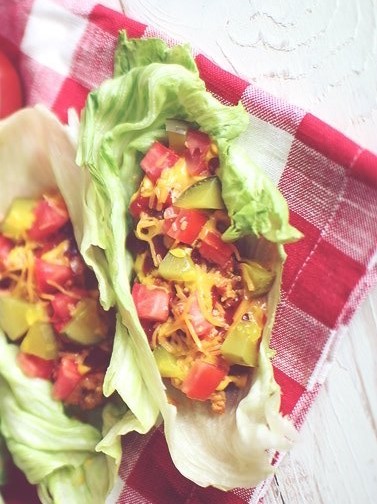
[104,1,377,502]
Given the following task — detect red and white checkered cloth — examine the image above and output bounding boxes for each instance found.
[1,1,377,503]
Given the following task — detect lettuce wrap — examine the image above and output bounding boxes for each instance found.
[0,106,137,503]
[77,33,300,490]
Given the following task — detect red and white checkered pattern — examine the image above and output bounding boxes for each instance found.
[1,1,377,503]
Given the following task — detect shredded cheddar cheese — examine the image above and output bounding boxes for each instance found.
[135,216,164,266]
[41,239,70,265]
[154,158,196,205]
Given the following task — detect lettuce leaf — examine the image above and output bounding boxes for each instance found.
[54,111,161,440]
[77,33,298,489]
[0,107,123,503]
[0,332,112,503]
[114,35,198,75]
[219,143,303,243]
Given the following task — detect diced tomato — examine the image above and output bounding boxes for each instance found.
[186,130,211,157]
[163,206,178,221]
[50,292,80,332]
[198,231,234,267]
[129,191,171,220]
[132,283,170,322]
[28,196,69,241]
[17,352,55,380]
[0,234,13,268]
[188,296,213,338]
[165,209,207,245]
[129,192,151,219]
[140,141,180,182]
[34,258,73,294]
[185,130,211,176]
[184,150,208,176]
[52,355,83,401]
[181,360,228,401]
[162,206,178,234]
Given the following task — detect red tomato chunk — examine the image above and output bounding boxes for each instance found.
[186,130,211,157]
[185,130,212,176]
[52,355,83,401]
[34,258,73,294]
[165,209,207,245]
[198,231,234,267]
[140,141,180,182]
[181,360,228,401]
[132,283,170,322]
[50,292,79,332]
[28,197,69,241]
[188,296,213,339]
[17,353,54,380]
[129,192,151,219]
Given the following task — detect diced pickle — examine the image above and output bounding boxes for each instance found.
[63,298,108,346]
[220,320,262,367]
[1,198,36,240]
[175,176,225,210]
[158,248,196,282]
[0,296,46,341]
[153,345,185,379]
[166,119,189,153]
[241,261,275,298]
[20,322,58,360]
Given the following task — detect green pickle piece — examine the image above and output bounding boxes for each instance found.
[175,176,225,210]
[158,248,196,282]
[241,261,276,298]
[166,118,189,153]
[20,322,58,360]
[1,198,36,239]
[220,320,262,367]
[0,296,46,341]
[63,298,108,346]
[153,345,185,379]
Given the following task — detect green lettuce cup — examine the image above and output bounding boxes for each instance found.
[0,106,139,503]
[76,33,300,490]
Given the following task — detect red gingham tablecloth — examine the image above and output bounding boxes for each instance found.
[1,1,377,503]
